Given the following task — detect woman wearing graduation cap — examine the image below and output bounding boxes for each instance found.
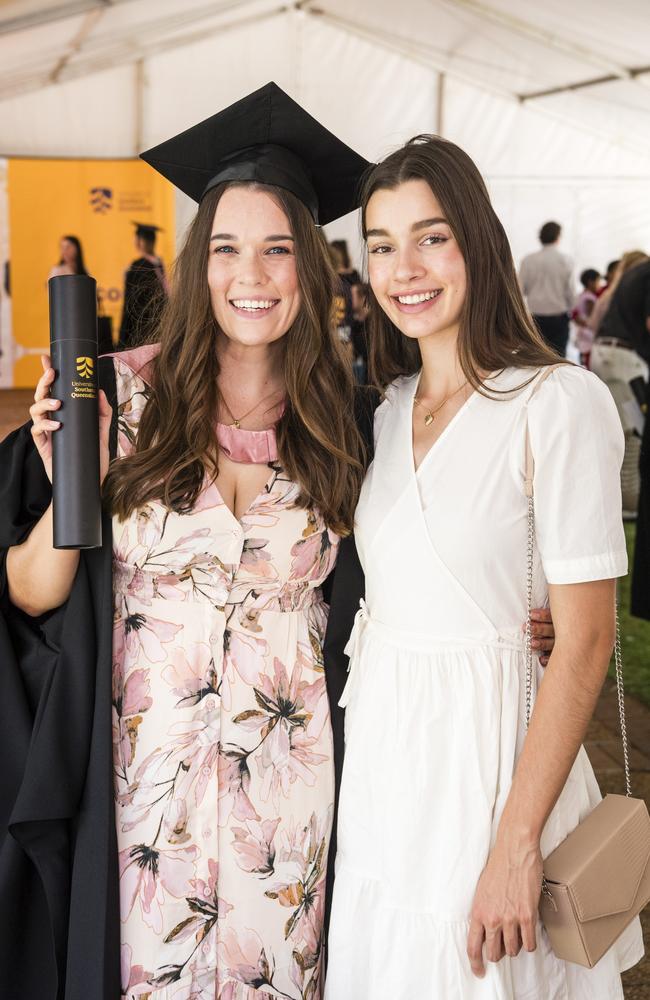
[0,83,369,1000]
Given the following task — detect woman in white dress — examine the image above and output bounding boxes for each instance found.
[325,136,644,998]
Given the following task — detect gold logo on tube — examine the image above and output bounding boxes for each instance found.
[76,356,94,379]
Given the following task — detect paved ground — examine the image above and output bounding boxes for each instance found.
[1,389,649,994]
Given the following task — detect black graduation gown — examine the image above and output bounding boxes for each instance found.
[322,385,377,932]
[0,356,120,1000]
[118,258,166,349]
[0,367,376,997]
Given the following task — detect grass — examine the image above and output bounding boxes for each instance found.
[614,522,650,705]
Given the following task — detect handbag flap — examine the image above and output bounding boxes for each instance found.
[543,795,650,922]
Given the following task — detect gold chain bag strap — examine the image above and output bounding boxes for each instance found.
[524,365,650,969]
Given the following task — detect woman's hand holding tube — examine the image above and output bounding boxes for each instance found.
[30,353,112,485]
[7,353,113,617]
[29,355,59,481]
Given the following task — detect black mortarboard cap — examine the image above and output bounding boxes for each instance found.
[140,82,370,226]
[132,221,163,239]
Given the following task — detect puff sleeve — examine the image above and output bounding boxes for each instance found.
[526,366,627,584]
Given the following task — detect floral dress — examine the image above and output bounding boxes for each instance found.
[111,347,338,1000]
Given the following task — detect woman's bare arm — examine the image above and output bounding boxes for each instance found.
[467,577,616,976]
[7,506,81,616]
[499,578,614,835]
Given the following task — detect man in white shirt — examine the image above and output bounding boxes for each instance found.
[519,221,574,356]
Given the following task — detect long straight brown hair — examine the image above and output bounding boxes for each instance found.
[103,182,364,535]
[360,135,564,392]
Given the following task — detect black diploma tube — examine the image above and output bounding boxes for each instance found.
[49,274,102,549]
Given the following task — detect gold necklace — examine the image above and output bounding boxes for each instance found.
[413,378,469,427]
[220,389,283,429]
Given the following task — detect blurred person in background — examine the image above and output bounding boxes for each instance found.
[329,242,354,361]
[350,280,369,383]
[519,221,574,357]
[599,259,620,296]
[47,235,111,349]
[594,258,650,619]
[48,234,89,279]
[330,238,361,286]
[591,254,648,522]
[571,267,601,368]
[590,254,648,522]
[598,258,650,355]
[590,252,647,339]
[118,222,168,349]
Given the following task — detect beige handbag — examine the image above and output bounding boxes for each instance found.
[523,365,650,969]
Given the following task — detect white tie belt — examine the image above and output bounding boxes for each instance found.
[339,599,526,708]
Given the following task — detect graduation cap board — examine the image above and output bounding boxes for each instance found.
[140,82,371,226]
[132,221,163,240]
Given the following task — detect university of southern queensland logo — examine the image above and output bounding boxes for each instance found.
[89,187,113,213]
[76,356,94,379]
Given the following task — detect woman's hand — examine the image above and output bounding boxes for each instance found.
[30,355,60,482]
[529,607,554,667]
[466,832,543,977]
[30,353,113,485]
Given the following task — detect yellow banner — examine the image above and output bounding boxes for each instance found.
[6,158,175,387]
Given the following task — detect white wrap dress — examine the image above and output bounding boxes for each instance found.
[325,365,644,999]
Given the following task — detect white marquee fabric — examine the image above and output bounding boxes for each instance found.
[1,0,649,272]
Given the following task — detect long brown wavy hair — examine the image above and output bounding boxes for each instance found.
[360,135,564,392]
[103,182,364,535]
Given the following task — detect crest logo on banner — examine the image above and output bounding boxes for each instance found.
[5,158,174,387]
[89,187,113,213]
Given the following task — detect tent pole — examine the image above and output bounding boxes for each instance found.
[134,59,144,154]
[0,0,129,37]
[48,7,105,84]
[290,7,302,97]
[520,66,650,101]
[436,72,445,135]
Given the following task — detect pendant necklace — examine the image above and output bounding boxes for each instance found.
[413,378,469,427]
[220,389,283,429]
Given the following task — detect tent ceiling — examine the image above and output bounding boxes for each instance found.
[309,0,650,97]
[0,0,648,165]
[0,0,283,96]
[1,0,649,101]
[0,1,157,37]
[0,1,648,273]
